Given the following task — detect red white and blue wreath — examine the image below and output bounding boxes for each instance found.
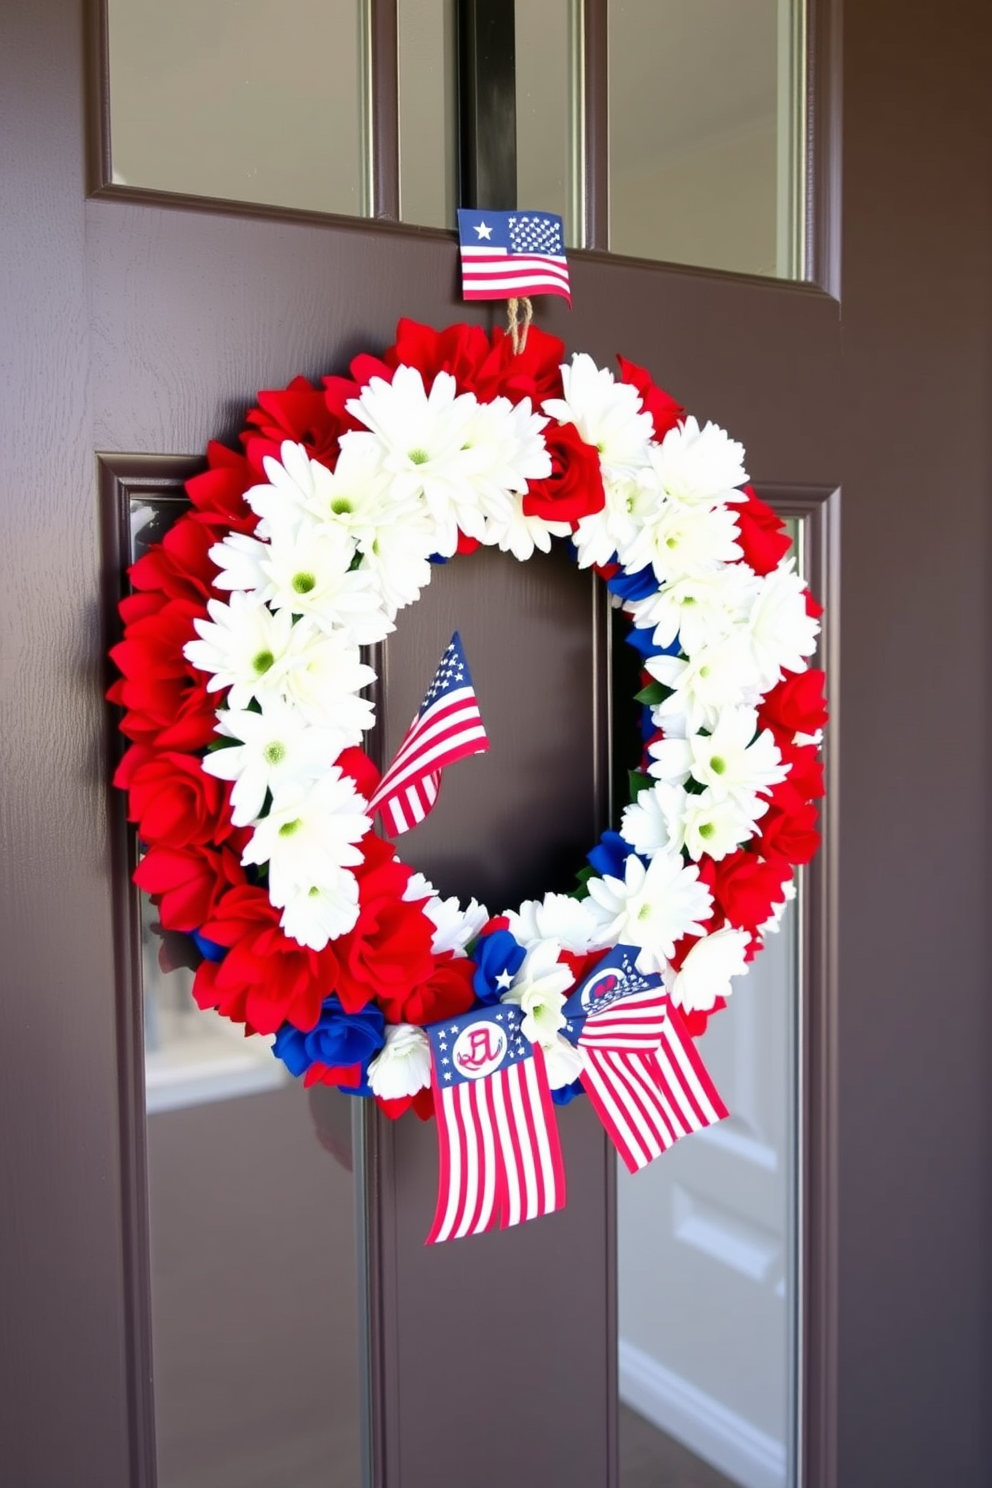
[110,319,826,1243]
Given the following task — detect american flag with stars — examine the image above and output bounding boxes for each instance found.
[566,946,729,1174]
[425,1004,567,1244]
[368,631,489,837]
[456,208,571,305]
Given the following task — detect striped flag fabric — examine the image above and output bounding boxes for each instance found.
[566,946,729,1173]
[425,1004,567,1244]
[456,208,571,305]
[368,631,488,837]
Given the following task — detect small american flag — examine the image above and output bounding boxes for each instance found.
[369,631,489,837]
[425,1004,567,1243]
[457,208,571,305]
[567,946,729,1173]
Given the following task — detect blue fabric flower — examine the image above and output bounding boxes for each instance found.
[472,928,526,1005]
[586,830,634,880]
[624,624,681,660]
[192,929,226,962]
[273,996,385,1079]
[551,1079,586,1107]
[606,564,657,603]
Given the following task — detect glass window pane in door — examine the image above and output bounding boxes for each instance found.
[130,496,367,1488]
[107,0,370,216]
[609,0,805,278]
[616,514,807,1487]
[398,0,458,228]
[515,0,578,241]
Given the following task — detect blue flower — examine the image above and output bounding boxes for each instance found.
[551,1079,586,1107]
[273,996,385,1080]
[192,928,226,962]
[472,928,526,1004]
[587,830,634,880]
[606,564,657,603]
[624,624,681,660]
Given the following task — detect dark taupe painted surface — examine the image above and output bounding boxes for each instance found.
[1,4,990,1488]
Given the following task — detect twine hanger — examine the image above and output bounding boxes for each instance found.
[506,295,533,354]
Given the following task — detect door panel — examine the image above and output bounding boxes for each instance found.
[3,4,992,1488]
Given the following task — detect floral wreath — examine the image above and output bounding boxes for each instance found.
[110,318,825,1226]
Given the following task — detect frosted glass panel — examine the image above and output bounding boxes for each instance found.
[609,0,804,277]
[108,0,369,215]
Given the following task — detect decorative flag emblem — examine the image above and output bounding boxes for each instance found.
[425,1005,567,1244]
[566,946,730,1174]
[369,631,489,837]
[457,208,571,305]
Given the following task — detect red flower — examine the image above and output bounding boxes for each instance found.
[335,745,381,801]
[385,318,492,393]
[376,1087,435,1121]
[759,668,828,740]
[757,802,820,865]
[134,842,245,932]
[185,441,259,534]
[115,745,239,849]
[129,513,220,604]
[680,1000,727,1038]
[303,1062,362,1091]
[244,375,357,468]
[381,952,476,1026]
[335,851,437,1012]
[712,851,789,933]
[523,421,606,527]
[194,884,340,1033]
[616,356,684,440]
[733,487,793,576]
[109,594,218,752]
[476,325,566,404]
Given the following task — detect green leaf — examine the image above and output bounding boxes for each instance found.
[628,769,655,801]
[634,681,666,707]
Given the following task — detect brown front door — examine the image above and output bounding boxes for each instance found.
[2,4,990,1488]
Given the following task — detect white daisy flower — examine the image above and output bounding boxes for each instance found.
[208,531,272,594]
[585,851,713,974]
[279,620,376,735]
[247,524,392,643]
[183,593,294,708]
[242,770,371,909]
[245,440,337,540]
[421,894,489,957]
[647,416,748,505]
[300,433,397,537]
[648,635,761,734]
[504,891,603,954]
[346,367,485,554]
[367,1023,432,1100]
[356,510,437,616]
[543,1035,585,1090]
[619,499,743,586]
[457,395,552,516]
[543,354,654,476]
[745,559,820,690]
[481,498,571,561]
[673,708,788,803]
[679,789,762,861]
[625,564,758,654]
[664,927,751,1014]
[571,469,653,570]
[501,939,574,1050]
[758,877,796,936]
[279,878,361,949]
[619,781,686,856]
[201,700,348,827]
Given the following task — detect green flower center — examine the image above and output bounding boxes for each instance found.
[263,742,286,765]
[252,649,275,675]
[709,755,726,774]
[699,665,711,678]
[637,903,652,920]
[292,571,317,594]
[698,821,715,839]
[331,497,353,514]
[408,448,429,465]
[278,818,303,837]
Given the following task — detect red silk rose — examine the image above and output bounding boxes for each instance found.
[194,884,342,1033]
[523,421,606,526]
[733,487,793,575]
[134,842,245,932]
[381,952,476,1027]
